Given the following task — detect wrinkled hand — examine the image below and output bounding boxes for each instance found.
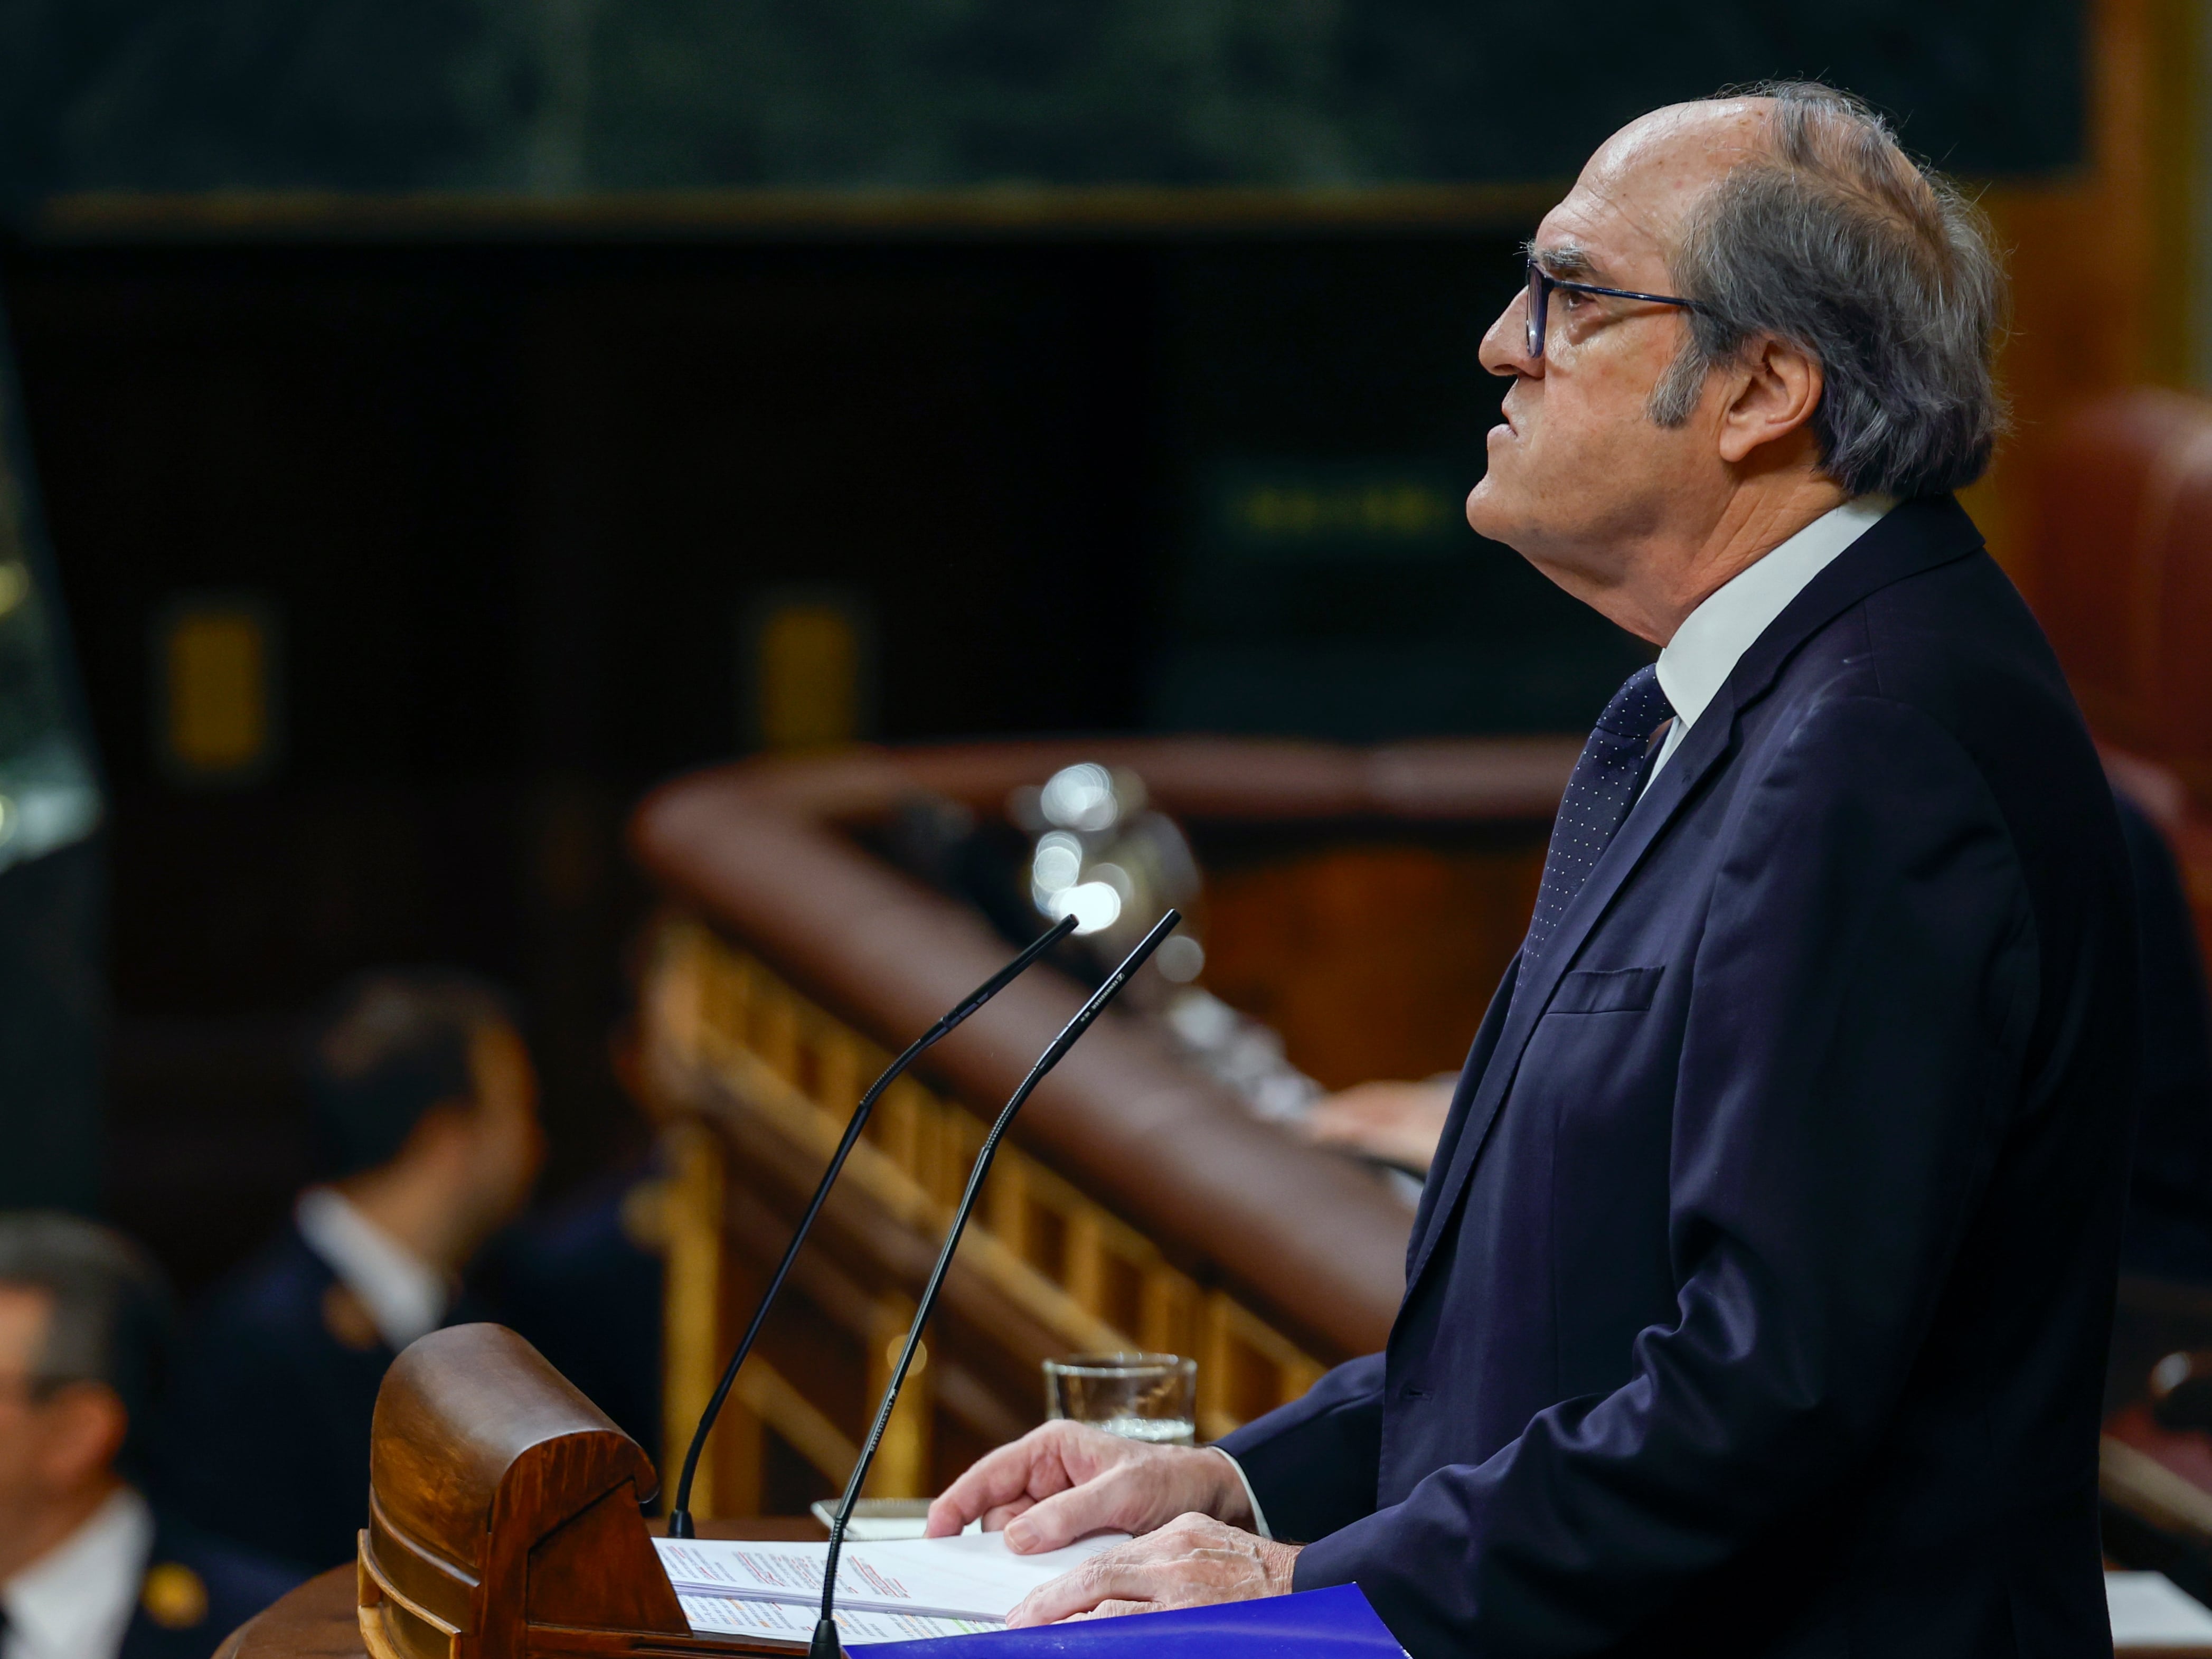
[1007,1513,1301,1626]
[1303,1079,1453,1173]
[924,1421,1251,1552]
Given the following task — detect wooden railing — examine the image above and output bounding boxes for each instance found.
[628,737,1577,1519]
[643,918,1328,1512]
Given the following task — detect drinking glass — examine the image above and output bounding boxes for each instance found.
[1043,1353,1197,1445]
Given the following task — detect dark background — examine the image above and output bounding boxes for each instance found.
[0,0,2091,1293]
[0,0,2082,199]
[3,223,1643,1289]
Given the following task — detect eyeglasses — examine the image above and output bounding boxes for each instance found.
[1524,258,1706,360]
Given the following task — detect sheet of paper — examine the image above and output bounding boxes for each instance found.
[808,1498,943,1540]
[655,1531,1127,1622]
[679,1592,999,1644]
[2108,1571,2212,1647]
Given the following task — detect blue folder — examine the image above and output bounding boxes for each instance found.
[849,1584,1406,1655]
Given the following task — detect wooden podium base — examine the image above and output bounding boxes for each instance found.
[214,1326,854,1656]
[220,1521,829,1659]
[217,1567,378,1659]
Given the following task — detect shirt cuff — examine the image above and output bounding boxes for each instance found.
[1209,1446,1272,1540]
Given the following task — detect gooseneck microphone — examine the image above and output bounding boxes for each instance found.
[664,911,1081,1540]
[809,909,1182,1659]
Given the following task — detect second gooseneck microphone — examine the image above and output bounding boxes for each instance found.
[664,911,1080,1540]
[808,908,1182,1659]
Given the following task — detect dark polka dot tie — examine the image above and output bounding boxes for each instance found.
[1522,664,1676,965]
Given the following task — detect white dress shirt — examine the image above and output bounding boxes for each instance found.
[2,1485,154,1659]
[1645,494,1897,792]
[295,1186,449,1352]
[1210,1447,1274,1541]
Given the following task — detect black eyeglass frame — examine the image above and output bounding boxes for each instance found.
[1524,258,1707,359]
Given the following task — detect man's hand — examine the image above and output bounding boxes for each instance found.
[924,1421,1253,1552]
[1303,1079,1453,1173]
[1005,1513,1301,1625]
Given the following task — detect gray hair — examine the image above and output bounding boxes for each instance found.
[1647,81,2007,498]
[0,1213,174,1471]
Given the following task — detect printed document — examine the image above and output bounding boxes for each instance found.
[2105,1571,2212,1648]
[677,1592,997,1644]
[655,1531,1127,1626]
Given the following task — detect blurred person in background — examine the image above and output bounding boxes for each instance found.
[2108,781,2212,1279]
[465,983,676,1464]
[0,1213,297,1658]
[157,971,543,1574]
[469,1101,666,1464]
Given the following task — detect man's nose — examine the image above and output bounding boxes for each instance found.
[1479,291,1538,379]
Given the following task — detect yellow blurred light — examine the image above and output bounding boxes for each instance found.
[166,608,268,775]
[758,603,861,752]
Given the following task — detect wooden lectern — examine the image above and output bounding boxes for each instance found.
[228,1316,2212,1658]
[354,1323,788,1658]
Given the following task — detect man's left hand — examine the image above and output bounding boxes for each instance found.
[1005,1513,1301,1626]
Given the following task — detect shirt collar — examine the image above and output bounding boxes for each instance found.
[1654,494,1897,737]
[3,1485,153,1659]
[295,1186,450,1352]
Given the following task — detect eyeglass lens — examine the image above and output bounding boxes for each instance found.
[1524,265,1547,359]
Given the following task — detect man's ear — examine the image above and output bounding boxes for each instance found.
[37,1381,128,1490]
[397,1098,481,1167]
[1715,335,1824,467]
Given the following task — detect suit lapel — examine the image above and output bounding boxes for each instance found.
[1405,715,1733,1285]
[1402,494,1988,1294]
[1406,955,1520,1271]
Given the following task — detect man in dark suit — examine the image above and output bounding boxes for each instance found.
[157,971,544,1574]
[924,82,2136,1656]
[2107,781,2212,1279]
[0,1213,299,1659]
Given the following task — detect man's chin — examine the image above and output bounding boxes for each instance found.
[1464,477,1524,547]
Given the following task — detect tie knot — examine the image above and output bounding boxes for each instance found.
[1593,663,1674,743]
[1517,662,1678,967]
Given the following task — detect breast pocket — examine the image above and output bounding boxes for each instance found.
[1547,964,1664,1015]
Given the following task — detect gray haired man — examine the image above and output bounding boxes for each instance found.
[926,83,2135,1657]
[0,1214,297,1658]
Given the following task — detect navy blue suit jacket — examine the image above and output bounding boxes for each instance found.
[121,1515,302,1659]
[1219,497,2138,1657]
[156,1222,411,1574]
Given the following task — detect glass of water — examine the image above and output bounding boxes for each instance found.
[1043,1353,1197,1445]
